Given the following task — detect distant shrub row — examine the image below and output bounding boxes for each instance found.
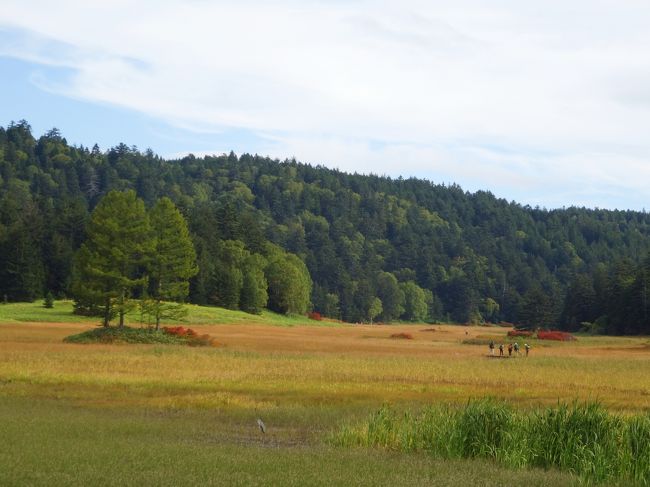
[507,329,576,341]
[333,400,650,485]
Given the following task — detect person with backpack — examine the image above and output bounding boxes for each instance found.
[499,344,504,356]
[489,340,495,356]
[525,343,530,356]
[514,342,520,356]
[508,343,513,357]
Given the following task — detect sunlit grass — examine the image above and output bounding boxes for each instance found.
[0,321,648,412]
[0,300,331,327]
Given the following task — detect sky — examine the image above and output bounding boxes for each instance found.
[1,1,650,210]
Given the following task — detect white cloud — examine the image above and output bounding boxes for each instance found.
[2,0,650,208]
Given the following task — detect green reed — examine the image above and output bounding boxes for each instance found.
[333,400,650,485]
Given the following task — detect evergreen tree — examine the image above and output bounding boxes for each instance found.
[240,253,268,314]
[146,197,198,329]
[211,240,247,309]
[71,190,152,327]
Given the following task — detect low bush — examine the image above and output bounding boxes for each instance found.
[507,330,533,337]
[64,326,217,346]
[307,311,323,321]
[390,332,413,340]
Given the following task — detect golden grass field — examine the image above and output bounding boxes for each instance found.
[1,319,648,413]
[0,304,648,485]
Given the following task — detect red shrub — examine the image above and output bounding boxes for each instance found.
[390,332,413,340]
[162,326,198,338]
[508,330,533,337]
[537,330,577,341]
[163,326,217,347]
[308,311,323,321]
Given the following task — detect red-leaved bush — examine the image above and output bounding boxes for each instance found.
[537,330,577,341]
[162,326,217,346]
[508,330,533,337]
[308,311,323,321]
[162,326,198,337]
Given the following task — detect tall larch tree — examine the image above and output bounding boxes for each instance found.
[72,190,152,327]
[147,197,198,329]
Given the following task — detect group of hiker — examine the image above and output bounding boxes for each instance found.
[488,340,530,357]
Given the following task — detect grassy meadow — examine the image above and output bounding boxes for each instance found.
[0,301,649,485]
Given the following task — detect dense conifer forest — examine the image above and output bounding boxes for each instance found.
[2,120,650,334]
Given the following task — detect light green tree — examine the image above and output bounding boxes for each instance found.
[368,297,383,324]
[265,244,312,314]
[400,281,428,322]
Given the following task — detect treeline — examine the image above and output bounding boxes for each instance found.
[2,120,650,332]
[561,257,650,335]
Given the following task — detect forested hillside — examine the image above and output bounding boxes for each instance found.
[2,120,650,333]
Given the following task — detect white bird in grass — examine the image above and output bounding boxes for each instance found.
[256,418,266,434]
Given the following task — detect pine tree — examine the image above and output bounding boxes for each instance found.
[72,190,152,327]
[147,197,198,329]
[240,253,268,314]
[211,240,247,309]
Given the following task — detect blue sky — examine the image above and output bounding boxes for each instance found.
[2,1,650,210]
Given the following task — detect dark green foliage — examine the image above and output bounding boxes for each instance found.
[375,271,404,322]
[211,240,247,309]
[43,291,54,309]
[6,121,650,331]
[239,253,268,314]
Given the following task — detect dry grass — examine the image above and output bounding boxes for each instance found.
[0,321,648,413]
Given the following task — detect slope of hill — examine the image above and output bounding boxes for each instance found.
[1,120,649,333]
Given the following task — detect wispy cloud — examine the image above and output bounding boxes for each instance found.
[2,1,650,209]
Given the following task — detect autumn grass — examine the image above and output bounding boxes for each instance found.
[0,306,649,484]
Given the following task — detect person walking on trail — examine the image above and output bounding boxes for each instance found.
[499,344,504,356]
[508,343,513,357]
[525,343,530,357]
[514,342,520,356]
[489,340,495,356]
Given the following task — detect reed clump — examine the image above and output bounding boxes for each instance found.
[333,400,650,485]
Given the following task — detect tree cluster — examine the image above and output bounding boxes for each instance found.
[72,190,197,328]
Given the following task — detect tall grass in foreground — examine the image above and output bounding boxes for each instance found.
[333,400,650,485]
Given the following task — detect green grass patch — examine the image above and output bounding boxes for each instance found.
[0,300,339,327]
[0,396,576,486]
[0,300,97,323]
[333,400,650,485]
